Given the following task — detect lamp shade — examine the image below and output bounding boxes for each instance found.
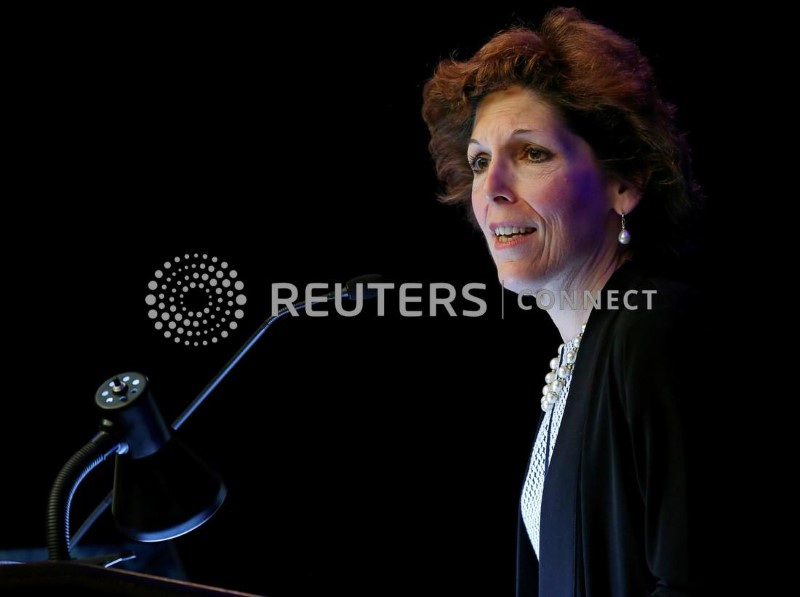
[112,436,227,542]
[95,372,227,542]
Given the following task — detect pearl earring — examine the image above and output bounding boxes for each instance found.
[618,212,631,245]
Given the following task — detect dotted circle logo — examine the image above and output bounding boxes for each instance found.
[145,253,247,347]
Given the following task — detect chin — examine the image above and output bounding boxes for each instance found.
[495,261,543,295]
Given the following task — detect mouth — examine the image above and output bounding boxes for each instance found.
[491,224,537,244]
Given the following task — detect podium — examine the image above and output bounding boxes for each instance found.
[0,561,264,596]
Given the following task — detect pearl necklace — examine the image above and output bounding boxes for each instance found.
[540,324,586,413]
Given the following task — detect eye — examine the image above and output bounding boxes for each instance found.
[525,146,551,163]
[468,154,489,173]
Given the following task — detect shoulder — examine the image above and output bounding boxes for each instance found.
[585,262,708,397]
[591,264,709,417]
[601,261,706,342]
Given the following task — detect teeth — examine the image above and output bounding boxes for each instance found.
[494,226,535,236]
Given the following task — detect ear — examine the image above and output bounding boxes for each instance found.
[607,176,643,216]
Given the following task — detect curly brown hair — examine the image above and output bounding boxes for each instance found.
[421,7,701,262]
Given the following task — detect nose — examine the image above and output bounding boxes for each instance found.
[482,158,516,204]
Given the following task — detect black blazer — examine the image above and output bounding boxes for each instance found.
[516,261,720,596]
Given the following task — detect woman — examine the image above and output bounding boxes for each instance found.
[422,8,718,596]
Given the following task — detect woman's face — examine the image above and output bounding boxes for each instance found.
[469,86,625,293]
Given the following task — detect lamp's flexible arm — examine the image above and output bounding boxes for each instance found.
[46,429,123,560]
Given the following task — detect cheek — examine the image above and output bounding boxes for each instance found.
[519,177,566,217]
[471,190,486,224]
[524,172,599,220]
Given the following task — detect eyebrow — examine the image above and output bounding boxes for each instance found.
[469,129,542,146]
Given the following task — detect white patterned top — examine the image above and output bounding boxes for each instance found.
[520,335,581,559]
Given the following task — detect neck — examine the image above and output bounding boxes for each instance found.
[545,253,629,342]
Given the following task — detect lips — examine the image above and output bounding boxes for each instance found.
[490,223,537,244]
[486,222,537,252]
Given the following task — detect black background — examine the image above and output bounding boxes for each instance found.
[4,3,761,595]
